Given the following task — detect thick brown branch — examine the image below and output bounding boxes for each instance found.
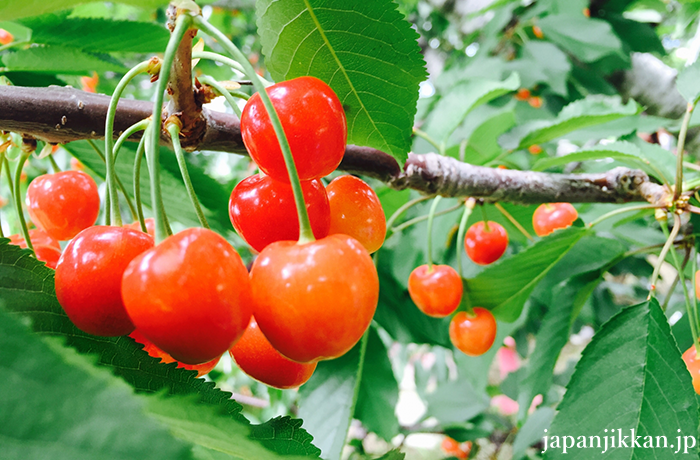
[0,85,668,205]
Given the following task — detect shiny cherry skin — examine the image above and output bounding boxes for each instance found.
[229,174,330,252]
[449,308,497,356]
[26,170,100,241]
[229,318,317,389]
[34,245,62,269]
[465,221,508,265]
[124,218,156,238]
[407,264,462,318]
[241,76,347,182]
[122,227,252,364]
[129,330,220,377]
[9,229,61,250]
[532,203,578,237]
[326,175,386,253]
[55,226,154,336]
[250,234,379,363]
[682,344,700,394]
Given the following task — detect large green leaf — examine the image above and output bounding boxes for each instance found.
[538,15,624,63]
[677,60,700,106]
[257,0,427,164]
[532,140,676,184]
[425,378,490,424]
[545,299,699,459]
[0,0,171,21]
[2,45,126,74]
[465,227,587,322]
[449,110,516,165]
[500,96,640,150]
[513,408,556,460]
[21,14,170,53]
[0,307,195,460]
[507,41,571,96]
[0,240,319,457]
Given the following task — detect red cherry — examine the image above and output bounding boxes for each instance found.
[122,227,252,364]
[464,221,508,265]
[441,437,472,459]
[229,318,317,389]
[55,226,154,336]
[0,29,13,46]
[326,175,386,254]
[27,171,100,241]
[682,345,700,395]
[129,330,220,377]
[407,264,462,317]
[34,245,62,269]
[532,203,578,237]
[229,174,330,252]
[9,228,61,250]
[695,270,700,300]
[124,218,156,238]
[250,234,378,363]
[241,76,347,182]
[449,308,497,356]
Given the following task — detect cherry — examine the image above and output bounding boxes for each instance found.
[55,226,154,337]
[241,76,347,182]
[229,318,317,389]
[695,270,700,300]
[124,218,156,238]
[682,344,700,395]
[464,221,508,265]
[229,174,330,252]
[250,234,378,363]
[33,245,62,269]
[441,437,472,459]
[326,175,386,254]
[9,228,61,250]
[122,227,252,364]
[532,203,578,237]
[27,170,100,241]
[0,29,13,46]
[449,308,497,356]
[408,264,462,318]
[130,330,220,377]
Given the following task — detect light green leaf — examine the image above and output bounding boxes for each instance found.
[538,15,624,62]
[0,0,171,21]
[545,299,699,459]
[513,408,555,460]
[257,0,427,164]
[465,227,587,322]
[532,140,675,184]
[424,73,520,143]
[677,60,700,105]
[425,378,490,424]
[510,41,571,96]
[500,96,640,150]
[2,45,125,74]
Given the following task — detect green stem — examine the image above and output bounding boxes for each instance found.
[113,119,150,164]
[385,196,432,236]
[494,202,534,242]
[0,40,29,53]
[147,15,191,243]
[480,205,490,232]
[194,15,314,243]
[660,222,692,314]
[85,139,137,223]
[391,203,462,234]
[413,128,442,154]
[166,123,210,229]
[648,214,681,299]
[192,51,274,87]
[675,102,694,200]
[105,60,151,227]
[133,135,148,233]
[48,154,61,173]
[588,204,659,228]
[3,157,13,203]
[456,198,476,277]
[426,196,442,270]
[198,75,243,117]
[13,152,32,252]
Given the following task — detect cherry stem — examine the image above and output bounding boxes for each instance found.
[147,14,191,243]
[385,195,432,238]
[105,60,151,227]
[193,15,315,244]
[494,202,533,242]
[391,203,462,234]
[13,151,33,252]
[456,198,476,277]
[426,196,442,270]
[48,154,61,173]
[85,139,137,222]
[133,135,148,233]
[113,118,149,164]
[166,123,210,229]
[413,128,442,155]
[675,102,694,201]
[197,75,243,117]
[191,51,273,86]
[648,213,681,299]
[480,205,490,232]
[587,204,660,228]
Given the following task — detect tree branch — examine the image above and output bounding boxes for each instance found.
[0,85,668,205]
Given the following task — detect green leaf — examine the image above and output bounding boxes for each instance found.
[425,378,490,424]
[545,299,699,459]
[677,60,700,105]
[21,14,170,53]
[354,327,399,442]
[453,110,516,165]
[2,45,125,74]
[374,450,405,460]
[0,240,319,457]
[423,73,520,143]
[0,307,195,460]
[465,227,587,322]
[298,334,367,460]
[257,0,427,164]
[500,96,640,150]
[538,15,624,62]
[513,408,555,460]
[532,140,675,184]
[0,0,171,21]
[509,41,571,96]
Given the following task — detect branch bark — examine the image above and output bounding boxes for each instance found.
[0,85,668,205]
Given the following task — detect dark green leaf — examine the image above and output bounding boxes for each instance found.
[2,45,125,74]
[0,0,171,21]
[538,15,624,62]
[373,450,405,460]
[604,13,665,55]
[257,0,427,164]
[546,299,699,459]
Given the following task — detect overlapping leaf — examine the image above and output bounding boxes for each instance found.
[2,45,126,74]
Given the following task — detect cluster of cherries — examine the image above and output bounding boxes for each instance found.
[10,76,386,389]
[407,202,578,357]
